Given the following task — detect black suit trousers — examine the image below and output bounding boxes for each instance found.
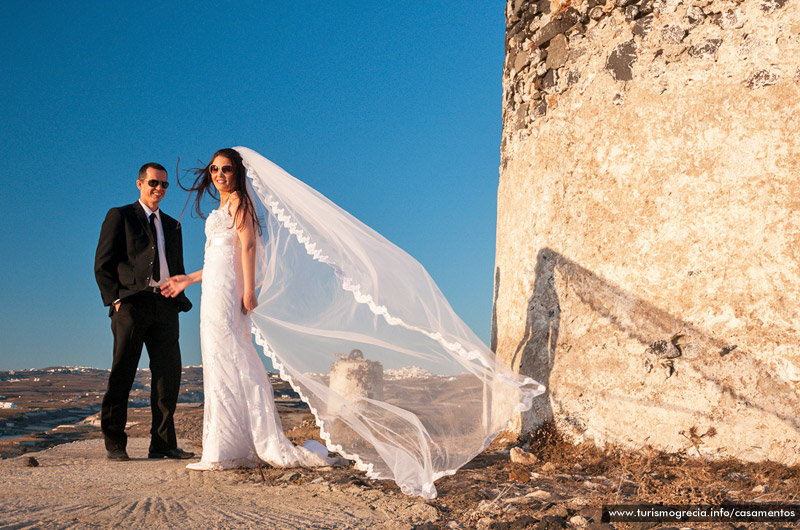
[101,292,182,452]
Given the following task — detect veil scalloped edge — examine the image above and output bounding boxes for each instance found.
[236,146,545,499]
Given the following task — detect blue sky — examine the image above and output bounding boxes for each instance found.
[0,1,506,370]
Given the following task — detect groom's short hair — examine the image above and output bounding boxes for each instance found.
[138,162,167,180]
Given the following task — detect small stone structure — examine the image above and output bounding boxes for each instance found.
[328,350,384,414]
[494,0,800,464]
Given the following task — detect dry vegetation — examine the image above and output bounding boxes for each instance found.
[218,420,798,529]
[16,403,800,529]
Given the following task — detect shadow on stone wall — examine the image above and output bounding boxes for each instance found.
[509,248,799,439]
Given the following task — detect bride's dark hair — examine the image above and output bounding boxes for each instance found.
[181,148,262,235]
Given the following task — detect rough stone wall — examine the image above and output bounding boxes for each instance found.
[494,0,800,464]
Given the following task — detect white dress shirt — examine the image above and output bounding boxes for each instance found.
[138,200,170,287]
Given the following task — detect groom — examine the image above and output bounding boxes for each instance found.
[94,162,194,461]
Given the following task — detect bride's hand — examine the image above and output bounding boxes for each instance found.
[242,291,258,314]
[161,275,191,298]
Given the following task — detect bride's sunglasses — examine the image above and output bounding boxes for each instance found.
[210,165,234,175]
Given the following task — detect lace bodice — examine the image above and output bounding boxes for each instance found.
[204,204,238,247]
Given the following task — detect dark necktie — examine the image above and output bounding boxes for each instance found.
[149,213,160,282]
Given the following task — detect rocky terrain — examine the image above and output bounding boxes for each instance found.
[0,366,203,457]
[1,367,798,528]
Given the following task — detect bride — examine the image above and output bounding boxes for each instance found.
[161,148,340,469]
[163,146,544,497]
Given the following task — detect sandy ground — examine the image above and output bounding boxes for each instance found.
[3,372,799,529]
[0,438,438,530]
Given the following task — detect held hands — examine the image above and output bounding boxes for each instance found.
[161,275,192,298]
[242,290,258,315]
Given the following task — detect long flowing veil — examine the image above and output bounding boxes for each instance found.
[237,146,544,498]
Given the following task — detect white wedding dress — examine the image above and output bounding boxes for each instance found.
[186,201,339,470]
[184,147,544,497]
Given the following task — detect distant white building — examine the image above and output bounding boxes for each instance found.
[0,402,17,409]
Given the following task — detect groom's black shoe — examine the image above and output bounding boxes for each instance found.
[148,448,195,459]
[107,449,130,461]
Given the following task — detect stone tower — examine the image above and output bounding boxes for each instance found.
[494,0,799,464]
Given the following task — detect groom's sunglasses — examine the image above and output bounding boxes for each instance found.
[210,164,234,175]
[146,179,169,189]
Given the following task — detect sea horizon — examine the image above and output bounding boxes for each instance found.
[0,365,206,374]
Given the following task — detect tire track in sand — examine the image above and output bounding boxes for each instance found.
[0,439,418,530]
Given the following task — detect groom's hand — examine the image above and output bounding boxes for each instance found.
[161,275,189,298]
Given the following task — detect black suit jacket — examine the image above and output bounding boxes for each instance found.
[95,201,192,315]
